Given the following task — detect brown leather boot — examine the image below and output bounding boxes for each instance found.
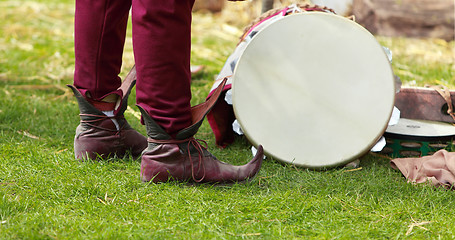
[139,79,264,183]
[68,67,147,160]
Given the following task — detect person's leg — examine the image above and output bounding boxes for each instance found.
[131,0,263,183]
[74,0,131,99]
[70,0,147,160]
[132,0,193,137]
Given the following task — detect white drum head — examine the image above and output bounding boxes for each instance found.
[385,118,455,141]
[232,12,395,168]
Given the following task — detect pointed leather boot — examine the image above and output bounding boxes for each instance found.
[139,78,264,183]
[68,67,147,160]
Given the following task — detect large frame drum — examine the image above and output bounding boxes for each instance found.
[232,12,395,168]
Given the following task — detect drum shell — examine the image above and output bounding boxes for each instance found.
[381,118,455,158]
[381,134,455,158]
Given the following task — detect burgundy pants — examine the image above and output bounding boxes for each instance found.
[74,0,194,136]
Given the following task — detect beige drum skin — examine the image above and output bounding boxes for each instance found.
[232,12,395,168]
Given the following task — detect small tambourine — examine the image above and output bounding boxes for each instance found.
[382,118,455,157]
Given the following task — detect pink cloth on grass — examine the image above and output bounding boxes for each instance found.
[390,149,455,189]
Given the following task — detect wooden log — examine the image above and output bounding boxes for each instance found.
[193,0,225,13]
[352,0,454,41]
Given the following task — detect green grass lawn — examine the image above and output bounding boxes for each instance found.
[1,0,454,239]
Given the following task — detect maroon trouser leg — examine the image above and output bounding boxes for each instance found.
[132,0,194,137]
[74,0,193,136]
[74,0,130,99]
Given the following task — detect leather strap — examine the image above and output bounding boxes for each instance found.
[119,65,136,97]
[425,85,455,122]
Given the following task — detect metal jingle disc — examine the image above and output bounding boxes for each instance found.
[232,12,395,168]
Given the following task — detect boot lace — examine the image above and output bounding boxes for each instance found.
[148,137,208,182]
